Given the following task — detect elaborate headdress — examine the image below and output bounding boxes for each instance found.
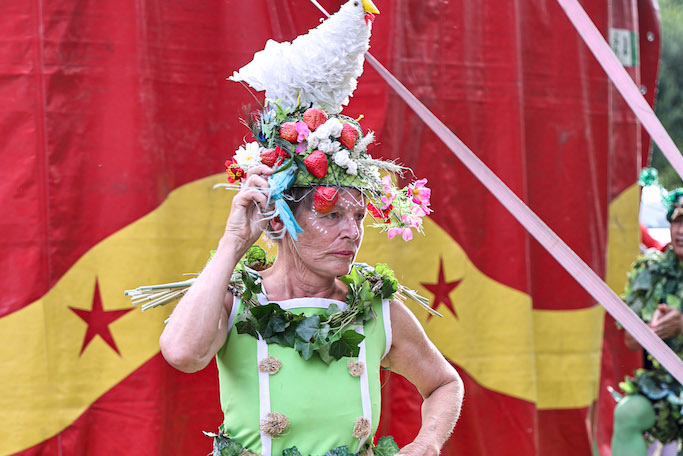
[664,188,683,223]
[220,0,431,242]
[638,168,683,223]
[124,0,441,334]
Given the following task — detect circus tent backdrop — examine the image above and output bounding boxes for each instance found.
[0,0,660,455]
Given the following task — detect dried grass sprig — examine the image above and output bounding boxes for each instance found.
[125,279,196,311]
[397,285,443,318]
[357,158,406,175]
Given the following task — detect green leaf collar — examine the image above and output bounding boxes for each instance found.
[230,247,399,364]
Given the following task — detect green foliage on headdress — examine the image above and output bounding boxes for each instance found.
[250,101,379,190]
[639,168,659,187]
[662,188,683,221]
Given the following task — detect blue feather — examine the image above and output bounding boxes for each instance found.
[268,159,304,241]
[274,199,304,241]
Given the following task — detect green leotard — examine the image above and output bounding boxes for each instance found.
[216,292,391,456]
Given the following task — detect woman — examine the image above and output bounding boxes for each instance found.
[152,2,462,452]
[159,156,463,455]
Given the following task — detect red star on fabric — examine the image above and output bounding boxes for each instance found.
[421,258,461,320]
[69,279,132,356]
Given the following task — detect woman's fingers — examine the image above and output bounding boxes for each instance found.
[245,164,274,179]
[223,165,277,243]
[236,175,271,211]
[239,187,269,212]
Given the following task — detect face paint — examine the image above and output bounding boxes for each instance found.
[285,189,367,278]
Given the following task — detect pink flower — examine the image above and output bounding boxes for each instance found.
[295,142,307,155]
[296,121,310,143]
[407,178,431,212]
[381,175,397,210]
[388,226,413,241]
[402,212,422,228]
[412,205,428,217]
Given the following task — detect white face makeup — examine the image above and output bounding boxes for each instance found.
[288,189,367,277]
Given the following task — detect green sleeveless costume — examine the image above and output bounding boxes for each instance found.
[216,290,392,456]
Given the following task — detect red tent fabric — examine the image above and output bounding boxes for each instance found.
[0,0,658,454]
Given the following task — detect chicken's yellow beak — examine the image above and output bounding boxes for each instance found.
[362,0,380,14]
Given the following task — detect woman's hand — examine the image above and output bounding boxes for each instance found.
[382,301,464,455]
[651,304,682,339]
[397,440,440,456]
[223,164,274,253]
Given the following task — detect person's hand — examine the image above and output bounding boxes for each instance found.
[651,304,682,340]
[222,164,274,254]
[397,440,439,456]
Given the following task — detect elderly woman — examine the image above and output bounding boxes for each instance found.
[156,99,463,456]
[151,3,462,454]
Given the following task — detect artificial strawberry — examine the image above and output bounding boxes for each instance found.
[340,123,359,149]
[303,150,328,178]
[260,149,278,167]
[303,108,328,131]
[279,122,298,143]
[314,187,339,214]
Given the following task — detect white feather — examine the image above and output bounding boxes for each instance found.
[229,0,373,114]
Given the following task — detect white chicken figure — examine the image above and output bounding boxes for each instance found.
[228,0,380,114]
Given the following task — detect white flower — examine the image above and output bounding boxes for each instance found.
[234,142,263,170]
[333,149,350,166]
[319,118,343,138]
[333,150,358,175]
[318,139,342,155]
[308,118,344,148]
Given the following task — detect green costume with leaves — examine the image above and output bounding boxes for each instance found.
[211,258,405,456]
[613,246,683,453]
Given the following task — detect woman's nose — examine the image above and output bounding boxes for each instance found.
[340,215,361,240]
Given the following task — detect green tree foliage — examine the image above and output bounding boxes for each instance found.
[649,0,683,189]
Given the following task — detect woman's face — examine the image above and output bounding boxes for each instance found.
[289,189,366,278]
[671,217,683,261]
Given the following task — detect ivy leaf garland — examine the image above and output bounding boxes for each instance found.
[619,366,683,444]
[621,247,683,354]
[619,246,683,444]
[207,432,399,456]
[372,436,401,456]
[232,247,399,364]
[622,247,683,323]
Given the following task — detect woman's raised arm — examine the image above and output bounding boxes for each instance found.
[159,165,273,372]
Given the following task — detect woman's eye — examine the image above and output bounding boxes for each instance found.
[355,212,366,221]
[326,212,339,219]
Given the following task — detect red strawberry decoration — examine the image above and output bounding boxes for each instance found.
[303,108,328,131]
[303,150,328,178]
[340,123,359,149]
[260,149,278,167]
[314,187,339,214]
[279,122,298,143]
